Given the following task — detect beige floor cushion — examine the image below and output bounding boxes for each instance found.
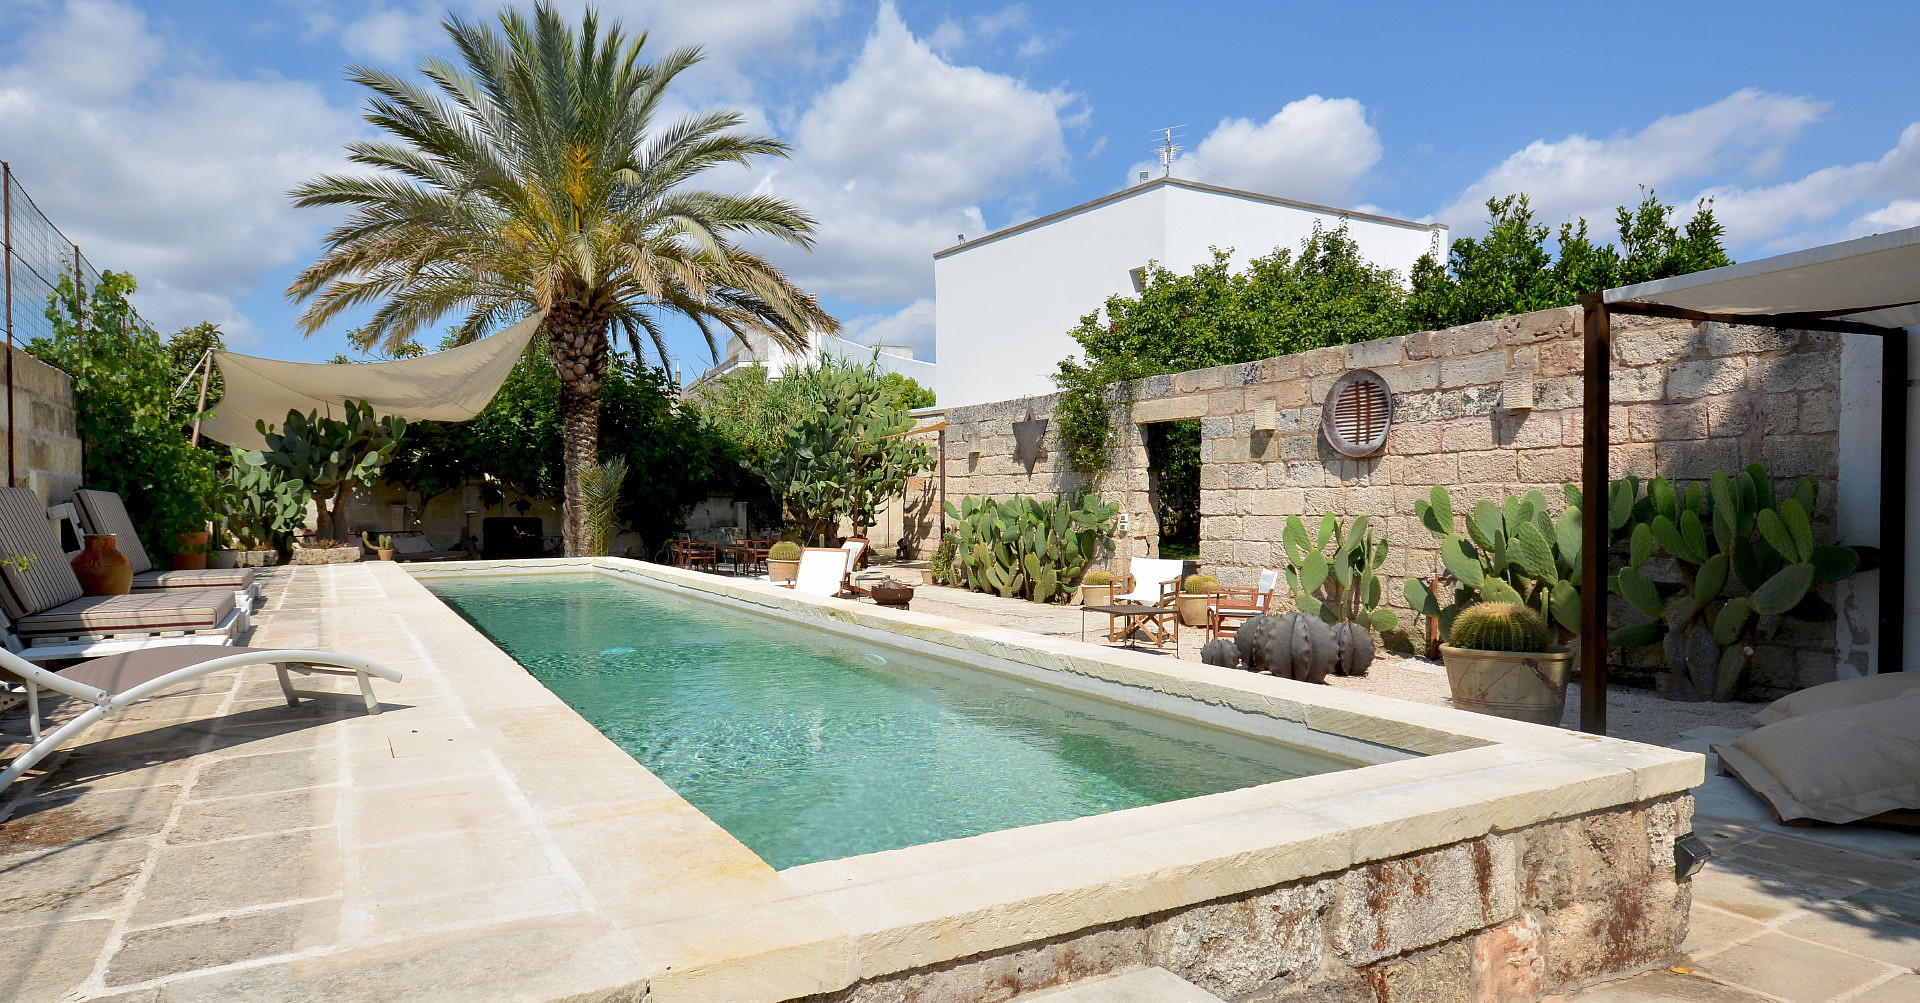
[1756,671,1920,725]
[1715,691,1920,825]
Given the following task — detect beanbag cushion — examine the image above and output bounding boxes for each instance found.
[1715,691,1920,825]
[1756,671,1920,725]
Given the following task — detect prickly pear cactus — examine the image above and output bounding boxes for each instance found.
[1329,621,1374,676]
[1236,612,1337,683]
[1200,638,1241,669]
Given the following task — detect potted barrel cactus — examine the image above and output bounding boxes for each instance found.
[1176,574,1217,627]
[1441,602,1571,726]
[1079,570,1115,605]
[767,541,802,584]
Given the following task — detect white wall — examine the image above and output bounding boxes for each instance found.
[933,179,1445,409]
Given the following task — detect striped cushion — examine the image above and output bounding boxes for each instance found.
[15,588,235,636]
[0,486,84,620]
[134,567,254,590]
[74,489,154,574]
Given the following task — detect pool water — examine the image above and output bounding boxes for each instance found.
[428,575,1359,869]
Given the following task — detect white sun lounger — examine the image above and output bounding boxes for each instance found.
[1,644,402,787]
[789,547,854,598]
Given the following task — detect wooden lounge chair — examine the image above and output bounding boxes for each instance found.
[787,548,854,598]
[1208,568,1280,640]
[72,489,260,612]
[1109,557,1185,645]
[0,643,401,787]
[0,487,243,664]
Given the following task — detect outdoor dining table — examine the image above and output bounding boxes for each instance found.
[1080,603,1180,650]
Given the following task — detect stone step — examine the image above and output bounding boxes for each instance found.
[1014,967,1226,1002]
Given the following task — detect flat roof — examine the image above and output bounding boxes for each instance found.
[1606,224,1920,330]
[932,176,1445,260]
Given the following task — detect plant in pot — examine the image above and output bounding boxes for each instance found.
[363,532,396,561]
[1079,570,1114,605]
[767,540,802,583]
[1176,574,1218,627]
[1440,602,1572,726]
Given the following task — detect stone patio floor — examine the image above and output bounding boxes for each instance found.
[4,561,1917,1002]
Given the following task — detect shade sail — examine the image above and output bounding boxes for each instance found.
[1605,224,1920,330]
[199,312,544,450]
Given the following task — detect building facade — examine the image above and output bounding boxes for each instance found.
[932,176,1448,409]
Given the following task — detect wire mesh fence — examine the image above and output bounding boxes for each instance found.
[4,161,126,355]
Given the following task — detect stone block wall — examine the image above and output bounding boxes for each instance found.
[0,345,83,504]
[811,794,1693,1002]
[931,306,1849,696]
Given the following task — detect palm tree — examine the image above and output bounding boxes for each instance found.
[287,2,834,554]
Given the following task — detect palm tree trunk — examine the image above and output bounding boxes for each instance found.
[546,300,610,557]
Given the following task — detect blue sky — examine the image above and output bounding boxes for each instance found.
[2,0,1916,373]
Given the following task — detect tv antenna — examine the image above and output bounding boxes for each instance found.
[1153,125,1186,177]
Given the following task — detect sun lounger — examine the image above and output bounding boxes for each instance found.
[0,487,243,663]
[72,489,260,611]
[0,643,402,787]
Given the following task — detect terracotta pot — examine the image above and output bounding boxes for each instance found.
[1440,645,1574,727]
[375,548,395,562]
[1177,592,1214,627]
[1079,582,1115,606]
[767,558,800,584]
[71,534,134,596]
[172,531,210,571]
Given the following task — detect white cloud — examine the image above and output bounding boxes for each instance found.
[751,2,1080,305]
[1703,122,1920,248]
[840,297,933,358]
[0,0,360,339]
[918,4,1057,60]
[1132,96,1382,205]
[1437,89,1826,234]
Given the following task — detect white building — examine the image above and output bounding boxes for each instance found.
[932,176,1448,408]
[686,329,935,393]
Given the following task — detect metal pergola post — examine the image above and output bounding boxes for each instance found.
[1578,294,1911,735]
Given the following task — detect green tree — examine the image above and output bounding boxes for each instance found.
[287,2,833,555]
[30,272,217,553]
[1054,225,1407,473]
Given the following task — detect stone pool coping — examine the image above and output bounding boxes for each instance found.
[397,557,1703,1000]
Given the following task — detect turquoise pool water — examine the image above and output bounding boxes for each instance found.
[428,575,1359,869]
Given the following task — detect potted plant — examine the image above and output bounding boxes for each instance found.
[1079,570,1114,605]
[363,532,396,561]
[1440,602,1574,726]
[767,540,802,584]
[1176,574,1218,627]
[172,530,211,571]
[208,537,241,570]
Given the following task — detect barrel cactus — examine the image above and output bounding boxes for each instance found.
[1200,638,1241,669]
[1329,621,1374,676]
[1448,602,1550,653]
[1236,612,1337,683]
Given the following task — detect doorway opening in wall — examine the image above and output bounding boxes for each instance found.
[1143,419,1201,560]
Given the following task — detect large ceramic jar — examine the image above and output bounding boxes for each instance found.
[72,534,134,596]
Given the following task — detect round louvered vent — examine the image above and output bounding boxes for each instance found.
[1321,369,1393,458]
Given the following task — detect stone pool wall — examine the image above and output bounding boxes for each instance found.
[808,793,1693,1002]
[928,305,1857,698]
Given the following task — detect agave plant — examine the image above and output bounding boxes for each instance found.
[1607,465,1861,701]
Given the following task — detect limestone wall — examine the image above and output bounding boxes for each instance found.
[815,794,1693,1002]
[0,344,83,503]
[932,307,1851,696]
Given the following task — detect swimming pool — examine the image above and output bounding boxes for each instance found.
[428,574,1361,868]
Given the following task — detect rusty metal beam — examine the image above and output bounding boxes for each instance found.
[1579,293,1611,735]
[1881,331,1908,673]
[1604,299,1899,337]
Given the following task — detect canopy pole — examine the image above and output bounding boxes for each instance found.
[1880,330,1908,672]
[189,349,212,448]
[1579,294,1611,734]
